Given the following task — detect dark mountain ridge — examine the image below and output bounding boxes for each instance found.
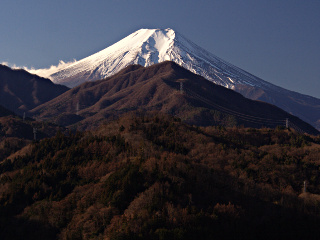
[30,61,319,135]
[0,64,69,115]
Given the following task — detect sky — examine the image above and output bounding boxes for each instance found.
[1,0,320,98]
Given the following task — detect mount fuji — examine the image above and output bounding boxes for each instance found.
[28,28,320,130]
[30,28,273,90]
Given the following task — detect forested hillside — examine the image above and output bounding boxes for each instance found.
[0,114,64,161]
[1,112,320,239]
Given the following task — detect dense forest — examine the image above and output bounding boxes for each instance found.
[1,111,320,239]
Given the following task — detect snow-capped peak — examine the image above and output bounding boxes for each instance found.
[28,28,275,90]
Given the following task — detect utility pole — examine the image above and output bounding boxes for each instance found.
[180,82,183,94]
[33,128,37,141]
[286,118,289,128]
[303,181,307,193]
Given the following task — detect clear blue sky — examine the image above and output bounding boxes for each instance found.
[1,0,320,98]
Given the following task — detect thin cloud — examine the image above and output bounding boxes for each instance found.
[25,60,76,80]
[1,62,22,70]
[1,60,76,80]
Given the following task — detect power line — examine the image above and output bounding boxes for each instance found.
[185,88,285,125]
[182,86,307,134]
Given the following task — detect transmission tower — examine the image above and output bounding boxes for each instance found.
[76,102,80,115]
[180,82,184,94]
[33,128,37,141]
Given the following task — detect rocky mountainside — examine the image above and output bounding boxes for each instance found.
[30,62,318,135]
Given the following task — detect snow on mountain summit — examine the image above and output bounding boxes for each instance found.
[29,28,276,90]
[30,28,176,87]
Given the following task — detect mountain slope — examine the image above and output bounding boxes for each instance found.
[30,62,318,135]
[0,64,69,115]
[28,28,320,130]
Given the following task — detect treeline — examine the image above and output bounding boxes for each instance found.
[1,112,320,239]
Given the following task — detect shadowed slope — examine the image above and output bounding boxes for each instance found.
[234,84,320,130]
[0,64,69,115]
[0,104,15,117]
